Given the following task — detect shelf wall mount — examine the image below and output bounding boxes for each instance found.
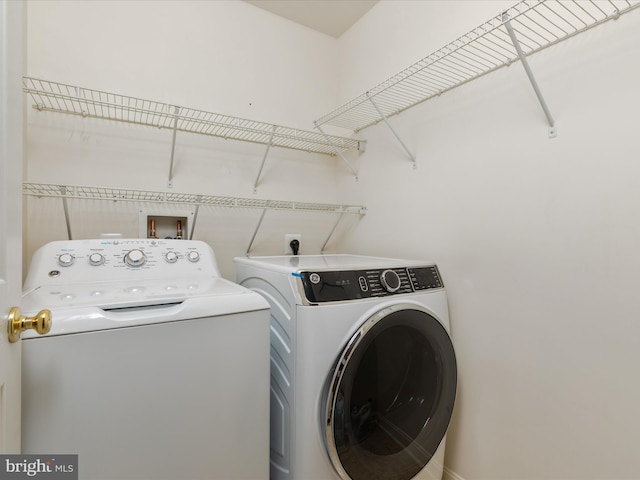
[253,125,277,193]
[367,92,417,168]
[502,12,557,138]
[168,106,180,188]
[314,124,360,179]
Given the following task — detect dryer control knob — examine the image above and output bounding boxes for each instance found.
[124,249,147,267]
[165,251,178,263]
[187,251,200,263]
[380,269,401,293]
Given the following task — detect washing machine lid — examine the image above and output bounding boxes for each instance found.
[20,277,269,338]
[323,303,457,480]
[22,276,253,310]
[20,239,270,337]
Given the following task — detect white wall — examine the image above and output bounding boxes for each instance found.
[25,0,353,278]
[24,1,640,479]
[336,2,640,480]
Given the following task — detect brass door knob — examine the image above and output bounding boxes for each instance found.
[7,307,52,343]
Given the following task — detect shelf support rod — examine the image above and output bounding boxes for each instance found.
[503,13,557,138]
[254,125,276,193]
[189,200,201,240]
[321,211,345,254]
[246,208,268,256]
[168,106,180,188]
[367,92,416,168]
[314,124,358,179]
[60,185,73,240]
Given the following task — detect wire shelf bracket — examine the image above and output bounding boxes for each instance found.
[321,211,345,254]
[168,106,180,187]
[367,92,417,168]
[254,125,276,193]
[246,208,268,255]
[60,185,73,240]
[502,12,557,138]
[314,124,359,179]
[190,200,202,240]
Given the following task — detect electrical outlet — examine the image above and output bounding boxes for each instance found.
[285,234,302,255]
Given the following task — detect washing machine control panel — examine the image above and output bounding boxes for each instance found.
[24,239,220,290]
[299,265,443,303]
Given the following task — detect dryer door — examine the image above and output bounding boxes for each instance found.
[323,303,457,480]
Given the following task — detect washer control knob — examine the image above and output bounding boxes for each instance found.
[124,249,147,267]
[380,269,401,293]
[165,251,178,263]
[58,253,75,267]
[187,251,200,263]
[88,252,105,266]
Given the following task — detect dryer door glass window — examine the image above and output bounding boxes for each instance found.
[324,305,457,480]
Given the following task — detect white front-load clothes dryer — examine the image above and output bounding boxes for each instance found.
[21,239,270,480]
[235,255,457,480]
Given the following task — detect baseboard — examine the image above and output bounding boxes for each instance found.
[443,466,466,480]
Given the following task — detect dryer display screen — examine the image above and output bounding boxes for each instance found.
[300,266,443,303]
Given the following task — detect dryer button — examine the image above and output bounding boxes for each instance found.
[358,276,368,292]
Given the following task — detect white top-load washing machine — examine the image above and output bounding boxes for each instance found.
[21,239,270,480]
[235,255,457,480]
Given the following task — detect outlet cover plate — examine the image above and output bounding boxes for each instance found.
[285,234,302,255]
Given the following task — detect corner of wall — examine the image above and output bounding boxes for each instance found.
[443,466,467,480]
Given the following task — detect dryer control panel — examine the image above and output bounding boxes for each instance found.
[299,265,443,303]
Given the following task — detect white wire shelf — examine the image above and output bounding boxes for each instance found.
[315,0,640,133]
[23,183,367,215]
[23,77,363,156]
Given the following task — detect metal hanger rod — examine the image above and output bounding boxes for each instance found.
[367,93,416,167]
